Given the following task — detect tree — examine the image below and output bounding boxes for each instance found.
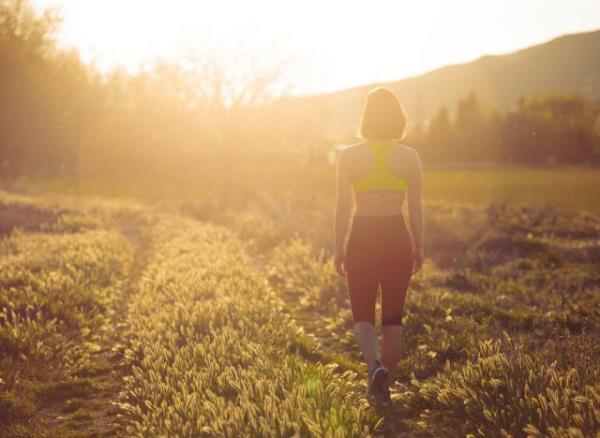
[0,0,62,175]
[184,38,294,206]
[424,106,453,163]
[501,94,600,164]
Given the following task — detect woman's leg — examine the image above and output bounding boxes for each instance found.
[347,273,379,371]
[381,325,404,388]
[380,217,413,389]
[353,321,379,370]
[345,216,381,373]
[347,274,379,369]
[380,270,410,389]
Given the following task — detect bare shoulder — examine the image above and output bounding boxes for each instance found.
[393,143,422,166]
[338,142,366,164]
[342,142,367,155]
[393,143,419,156]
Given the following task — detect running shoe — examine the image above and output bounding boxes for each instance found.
[367,360,389,395]
[375,387,392,406]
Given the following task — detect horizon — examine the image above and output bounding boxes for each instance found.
[30,0,600,97]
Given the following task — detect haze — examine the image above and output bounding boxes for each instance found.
[30,0,600,95]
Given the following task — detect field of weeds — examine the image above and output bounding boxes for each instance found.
[0,190,598,437]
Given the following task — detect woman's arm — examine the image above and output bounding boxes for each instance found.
[407,149,424,273]
[333,150,353,277]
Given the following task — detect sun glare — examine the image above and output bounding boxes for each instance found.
[30,0,600,95]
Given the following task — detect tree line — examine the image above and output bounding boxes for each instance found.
[411,91,600,166]
[0,0,298,185]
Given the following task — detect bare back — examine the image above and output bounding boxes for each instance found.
[341,141,419,216]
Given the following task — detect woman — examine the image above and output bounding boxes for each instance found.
[333,87,424,405]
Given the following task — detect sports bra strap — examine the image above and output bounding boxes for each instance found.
[352,140,407,193]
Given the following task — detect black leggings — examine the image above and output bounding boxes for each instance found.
[345,214,414,326]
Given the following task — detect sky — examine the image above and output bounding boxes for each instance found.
[31,0,600,96]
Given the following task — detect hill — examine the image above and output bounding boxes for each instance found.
[295,30,600,138]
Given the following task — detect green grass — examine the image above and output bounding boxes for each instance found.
[1,189,598,437]
[424,167,600,214]
[248,199,600,436]
[9,166,600,214]
[0,192,135,436]
[116,215,381,437]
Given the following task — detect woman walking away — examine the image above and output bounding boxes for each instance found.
[333,87,424,405]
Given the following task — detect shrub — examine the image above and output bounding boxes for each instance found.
[412,334,599,437]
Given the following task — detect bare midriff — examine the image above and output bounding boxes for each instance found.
[354,191,405,217]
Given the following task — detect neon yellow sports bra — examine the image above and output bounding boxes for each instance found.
[352,140,407,192]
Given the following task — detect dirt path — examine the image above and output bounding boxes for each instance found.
[31,218,146,438]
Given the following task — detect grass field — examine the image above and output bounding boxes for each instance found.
[11,167,600,215]
[423,168,600,215]
[1,188,598,437]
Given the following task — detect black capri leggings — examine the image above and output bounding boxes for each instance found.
[345,214,414,326]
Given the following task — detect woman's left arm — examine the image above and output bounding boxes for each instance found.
[333,151,352,277]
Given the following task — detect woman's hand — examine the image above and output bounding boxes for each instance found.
[334,249,347,277]
[412,246,424,274]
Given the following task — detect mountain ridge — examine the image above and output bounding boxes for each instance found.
[291,29,600,138]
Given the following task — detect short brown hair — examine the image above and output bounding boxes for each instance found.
[358,87,407,141]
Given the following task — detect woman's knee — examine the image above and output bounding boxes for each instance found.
[382,309,404,326]
[353,320,376,332]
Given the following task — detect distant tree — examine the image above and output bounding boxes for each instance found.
[424,106,453,162]
[501,94,600,164]
[420,91,500,164]
[453,91,488,162]
[0,0,294,193]
[431,106,451,134]
[184,39,293,206]
[0,0,61,175]
[454,91,483,131]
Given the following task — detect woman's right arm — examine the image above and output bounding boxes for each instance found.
[407,149,424,273]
